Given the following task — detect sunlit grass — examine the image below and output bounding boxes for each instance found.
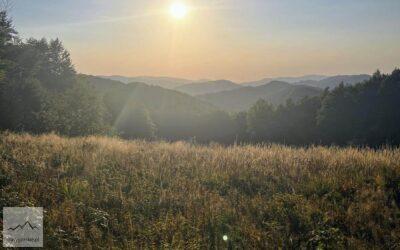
[1,132,399,248]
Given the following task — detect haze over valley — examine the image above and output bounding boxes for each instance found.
[98,73,371,111]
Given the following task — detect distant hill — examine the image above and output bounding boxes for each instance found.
[81,75,221,139]
[293,74,371,89]
[199,81,322,111]
[175,80,242,95]
[98,74,370,91]
[98,75,193,89]
[81,75,216,114]
[243,75,327,87]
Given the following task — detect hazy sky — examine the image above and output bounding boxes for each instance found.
[9,0,400,81]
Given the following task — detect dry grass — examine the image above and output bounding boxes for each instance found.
[1,132,400,249]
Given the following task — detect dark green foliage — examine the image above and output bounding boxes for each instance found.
[0,11,17,47]
[246,97,320,145]
[247,99,274,142]
[25,38,76,91]
[318,83,361,144]
[0,77,44,132]
[0,12,107,137]
[317,69,400,146]
[38,81,109,136]
[246,69,400,146]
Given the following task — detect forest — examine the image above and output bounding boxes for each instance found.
[1,10,399,148]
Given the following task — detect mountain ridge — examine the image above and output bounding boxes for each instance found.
[81,75,217,114]
[198,81,322,111]
[293,74,371,89]
[242,75,328,86]
[98,75,194,89]
[174,80,242,95]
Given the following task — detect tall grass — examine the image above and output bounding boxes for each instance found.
[1,132,399,248]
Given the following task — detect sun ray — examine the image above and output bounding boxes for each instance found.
[169,2,188,19]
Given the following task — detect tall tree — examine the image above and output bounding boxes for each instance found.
[26,38,76,91]
[0,10,17,48]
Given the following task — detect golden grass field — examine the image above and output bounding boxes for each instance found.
[1,132,400,249]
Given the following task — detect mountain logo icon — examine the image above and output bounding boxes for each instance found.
[7,221,39,231]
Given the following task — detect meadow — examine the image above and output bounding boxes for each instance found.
[1,132,400,249]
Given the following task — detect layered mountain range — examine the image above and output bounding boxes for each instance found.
[97,74,371,111]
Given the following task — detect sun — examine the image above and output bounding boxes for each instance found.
[169,2,188,19]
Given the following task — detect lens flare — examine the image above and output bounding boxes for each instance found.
[169,2,188,19]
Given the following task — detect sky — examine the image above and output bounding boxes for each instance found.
[8,0,400,82]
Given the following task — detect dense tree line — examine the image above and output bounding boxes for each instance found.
[245,70,400,146]
[0,11,108,136]
[0,11,399,147]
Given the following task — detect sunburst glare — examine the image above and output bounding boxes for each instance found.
[169,2,188,19]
